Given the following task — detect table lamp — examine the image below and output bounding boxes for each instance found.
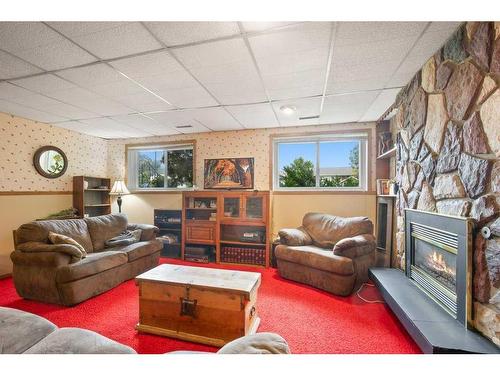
[110,180,130,213]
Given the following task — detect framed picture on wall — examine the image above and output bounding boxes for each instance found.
[204,158,254,189]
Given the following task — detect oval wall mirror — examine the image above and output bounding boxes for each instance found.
[33,146,68,179]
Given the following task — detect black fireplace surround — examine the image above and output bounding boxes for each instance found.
[405,209,472,326]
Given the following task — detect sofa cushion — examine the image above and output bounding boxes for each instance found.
[302,213,374,248]
[111,239,162,262]
[0,307,57,353]
[84,214,128,251]
[24,328,136,354]
[15,219,93,252]
[56,251,128,283]
[275,244,354,275]
[49,231,87,258]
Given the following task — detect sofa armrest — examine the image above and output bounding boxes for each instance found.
[278,227,313,246]
[11,249,73,267]
[217,332,291,354]
[127,224,159,241]
[333,234,376,259]
[16,241,83,263]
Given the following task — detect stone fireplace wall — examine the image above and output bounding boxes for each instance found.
[390,22,500,346]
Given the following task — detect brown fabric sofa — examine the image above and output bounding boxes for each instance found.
[275,212,376,296]
[11,214,162,306]
[0,307,290,354]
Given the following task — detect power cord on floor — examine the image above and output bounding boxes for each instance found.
[356,282,384,303]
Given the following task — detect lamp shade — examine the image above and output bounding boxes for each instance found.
[110,180,130,196]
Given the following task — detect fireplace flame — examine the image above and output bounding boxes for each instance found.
[427,250,456,277]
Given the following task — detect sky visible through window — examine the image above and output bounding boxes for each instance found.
[278,141,358,171]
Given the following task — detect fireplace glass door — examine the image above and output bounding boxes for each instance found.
[413,238,457,293]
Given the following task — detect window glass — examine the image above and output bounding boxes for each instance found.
[278,142,316,188]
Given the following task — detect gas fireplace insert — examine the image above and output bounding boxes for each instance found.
[405,209,473,326]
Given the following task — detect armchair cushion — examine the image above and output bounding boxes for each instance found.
[16,241,85,263]
[302,213,374,248]
[333,234,376,259]
[275,244,354,275]
[127,223,159,241]
[48,231,87,258]
[278,227,313,246]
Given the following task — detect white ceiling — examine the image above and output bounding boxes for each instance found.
[0,21,461,139]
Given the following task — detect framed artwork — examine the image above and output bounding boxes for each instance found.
[204,158,254,189]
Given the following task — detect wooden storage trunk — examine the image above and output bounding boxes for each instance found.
[135,264,261,347]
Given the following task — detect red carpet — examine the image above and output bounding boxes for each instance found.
[0,259,420,354]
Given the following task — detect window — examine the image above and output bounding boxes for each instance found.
[273,133,368,191]
[127,144,194,190]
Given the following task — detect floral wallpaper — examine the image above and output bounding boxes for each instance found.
[107,123,377,191]
[0,112,108,191]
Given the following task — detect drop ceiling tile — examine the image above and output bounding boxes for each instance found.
[147,111,211,134]
[335,22,427,47]
[11,74,77,94]
[0,82,36,99]
[46,87,133,116]
[0,22,97,71]
[54,120,128,139]
[173,38,267,104]
[110,51,180,78]
[110,114,180,136]
[48,22,126,38]
[0,22,61,52]
[66,22,162,59]
[263,68,325,100]
[241,22,301,33]
[249,23,331,101]
[190,107,243,131]
[80,117,150,138]
[0,50,44,80]
[359,88,401,122]
[145,22,240,46]
[271,97,321,126]
[153,86,217,108]
[320,91,380,124]
[112,92,175,112]
[56,63,125,87]
[86,80,145,99]
[0,99,68,123]
[225,103,278,128]
[9,93,70,109]
[12,38,97,71]
[41,103,98,120]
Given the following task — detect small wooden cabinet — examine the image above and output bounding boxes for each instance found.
[182,191,270,267]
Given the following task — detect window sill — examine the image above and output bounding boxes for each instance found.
[272,189,375,195]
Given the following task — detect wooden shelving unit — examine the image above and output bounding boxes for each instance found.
[73,176,111,218]
[182,191,270,267]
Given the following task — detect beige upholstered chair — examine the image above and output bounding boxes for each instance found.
[275,212,376,296]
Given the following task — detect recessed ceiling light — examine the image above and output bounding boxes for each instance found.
[279,105,297,115]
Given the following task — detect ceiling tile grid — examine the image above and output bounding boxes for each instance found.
[0,21,462,139]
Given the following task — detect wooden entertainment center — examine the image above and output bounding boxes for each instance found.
[182,191,270,267]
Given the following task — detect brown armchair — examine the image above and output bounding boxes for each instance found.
[275,212,376,296]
